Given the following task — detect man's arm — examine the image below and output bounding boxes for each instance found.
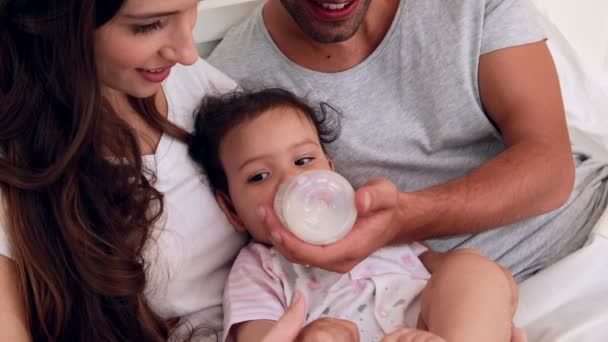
[260,41,575,273]
[397,40,574,242]
[0,255,30,341]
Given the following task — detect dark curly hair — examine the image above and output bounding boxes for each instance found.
[188,88,341,195]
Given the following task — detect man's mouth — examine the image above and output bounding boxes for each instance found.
[313,1,352,11]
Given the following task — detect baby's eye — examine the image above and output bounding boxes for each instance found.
[248,172,270,183]
[295,157,314,166]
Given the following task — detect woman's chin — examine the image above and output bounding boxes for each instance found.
[125,84,162,99]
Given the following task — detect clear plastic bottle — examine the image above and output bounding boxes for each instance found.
[274,170,357,245]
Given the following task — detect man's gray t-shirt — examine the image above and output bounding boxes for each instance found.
[209,0,608,280]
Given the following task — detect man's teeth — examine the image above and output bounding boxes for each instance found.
[145,68,164,73]
[319,1,350,10]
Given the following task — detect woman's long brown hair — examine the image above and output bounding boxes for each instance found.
[0,0,189,340]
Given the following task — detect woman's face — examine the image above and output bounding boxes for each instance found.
[94,0,200,98]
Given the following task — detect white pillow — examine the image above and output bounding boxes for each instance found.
[536,5,608,152]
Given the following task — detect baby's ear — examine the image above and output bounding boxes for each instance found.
[328,157,335,171]
[215,192,246,232]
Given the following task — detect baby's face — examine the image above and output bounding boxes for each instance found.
[218,106,333,244]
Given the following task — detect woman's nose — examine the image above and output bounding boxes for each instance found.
[160,16,199,65]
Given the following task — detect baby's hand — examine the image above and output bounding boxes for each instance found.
[295,317,359,342]
[382,328,446,342]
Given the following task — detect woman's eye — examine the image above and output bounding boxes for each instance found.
[133,21,163,34]
[248,172,270,183]
[295,157,313,166]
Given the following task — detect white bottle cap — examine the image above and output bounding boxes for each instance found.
[274,170,357,245]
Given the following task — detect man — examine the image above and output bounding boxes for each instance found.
[209,0,608,281]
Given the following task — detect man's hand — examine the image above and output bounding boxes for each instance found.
[259,178,403,273]
[295,317,360,342]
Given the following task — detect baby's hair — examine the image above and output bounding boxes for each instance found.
[188,87,341,195]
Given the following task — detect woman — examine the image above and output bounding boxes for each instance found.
[0,0,249,340]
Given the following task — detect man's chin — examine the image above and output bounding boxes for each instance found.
[301,23,359,44]
[312,32,357,44]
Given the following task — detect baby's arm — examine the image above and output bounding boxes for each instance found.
[222,244,289,341]
[231,291,307,342]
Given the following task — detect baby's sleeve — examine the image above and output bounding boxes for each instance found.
[222,244,287,341]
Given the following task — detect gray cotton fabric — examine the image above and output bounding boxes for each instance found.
[208,0,608,281]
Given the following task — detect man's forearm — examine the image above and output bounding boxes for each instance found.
[395,139,575,242]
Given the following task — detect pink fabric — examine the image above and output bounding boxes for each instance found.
[222,245,287,341]
[222,242,431,341]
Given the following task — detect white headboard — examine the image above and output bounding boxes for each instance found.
[195,0,263,57]
[532,0,608,75]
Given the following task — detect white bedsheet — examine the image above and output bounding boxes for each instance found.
[516,205,608,341]
[514,10,608,341]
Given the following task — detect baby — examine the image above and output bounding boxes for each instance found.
[189,88,521,342]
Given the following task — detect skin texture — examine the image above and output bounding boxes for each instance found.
[257,0,574,276]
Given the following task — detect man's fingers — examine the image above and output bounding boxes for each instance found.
[260,205,318,263]
[258,206,285,246]
[258,191,377,272]
[355,178,397,215]
[261,204,356,271]
[276,232,356,273]
[262,292,307,342]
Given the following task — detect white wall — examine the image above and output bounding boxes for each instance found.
[532,0,608,74]
[195,0,263,57]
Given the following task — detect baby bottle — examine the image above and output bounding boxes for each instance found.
[273,170,357,245]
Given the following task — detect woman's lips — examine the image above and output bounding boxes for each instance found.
[136,66,172,83]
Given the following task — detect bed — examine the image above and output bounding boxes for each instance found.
[195,1,608,340]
